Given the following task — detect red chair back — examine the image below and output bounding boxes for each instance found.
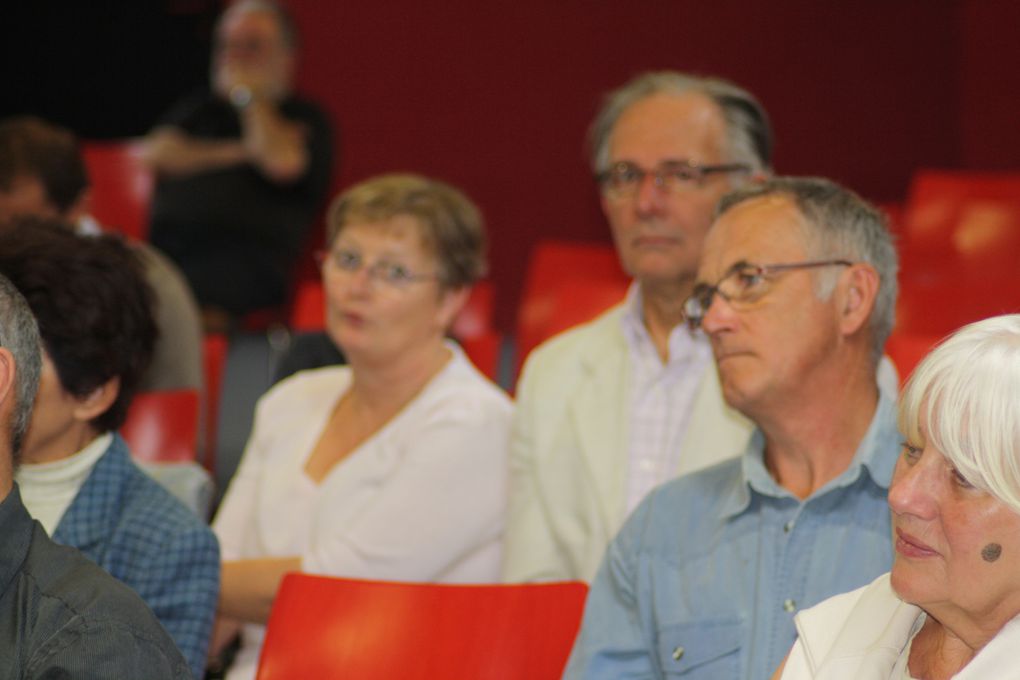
[460,330,503,381]
[902,169,1020,274]
[121,389,199,463]
[201,334,229,473]
[80,139,153,240]
[516,240,628,372]
[256,575,588,680]
[885,331,945,387]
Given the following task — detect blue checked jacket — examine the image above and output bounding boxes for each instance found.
[52,434,220,679]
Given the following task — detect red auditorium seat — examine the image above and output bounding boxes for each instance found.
[885,331,945,387]
[80,139,154,240]
[901,169,1020,274]
[515,240,628,373]
[255,574,588,680]
[201,334,229,473]
[121,389,200,463]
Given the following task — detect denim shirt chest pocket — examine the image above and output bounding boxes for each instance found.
[656,618,743,678]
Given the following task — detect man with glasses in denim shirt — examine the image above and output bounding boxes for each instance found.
[503,71,772,584]
[564,177,901,680]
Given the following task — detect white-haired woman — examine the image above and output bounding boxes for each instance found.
[773,313,1020,679]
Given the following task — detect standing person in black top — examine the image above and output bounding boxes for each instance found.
[0,273,192,679]
[144,0,333,331]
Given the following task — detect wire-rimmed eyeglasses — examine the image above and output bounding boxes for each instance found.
[596,160,752,200]
[683,259,853,329]
[316,248,440,288]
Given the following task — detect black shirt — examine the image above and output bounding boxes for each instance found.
[149,91,333,313]
[0,484,192,679]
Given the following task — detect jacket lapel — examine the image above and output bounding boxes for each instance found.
[567,310,631,532]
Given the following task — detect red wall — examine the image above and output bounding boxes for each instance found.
[285,1,1015,331]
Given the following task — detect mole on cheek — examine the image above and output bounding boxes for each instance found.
[981,543,1002,563]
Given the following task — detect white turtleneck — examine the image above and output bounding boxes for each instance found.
[15,432,113,534]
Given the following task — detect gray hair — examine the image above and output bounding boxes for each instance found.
[219,0,299,50]
[898,314,1020,514]
[716,177,898,362]
[0,274,41,462]
[588,70,773,175]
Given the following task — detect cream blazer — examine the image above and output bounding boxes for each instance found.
[502,304,753,583]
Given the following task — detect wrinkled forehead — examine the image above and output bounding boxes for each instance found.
[608,92,728,166]
[698,195,810,281]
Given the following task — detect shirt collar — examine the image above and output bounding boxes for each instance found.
[721,391,900,518]
[620,282,709,367]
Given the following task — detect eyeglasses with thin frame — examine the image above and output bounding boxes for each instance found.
[316,248,440,288]
[683,259,853,330]
[596,160,753,200]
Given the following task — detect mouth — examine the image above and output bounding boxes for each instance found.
[895,528,939,559]
[631,235,679,249]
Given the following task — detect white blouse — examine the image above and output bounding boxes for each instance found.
[214,343,513,680]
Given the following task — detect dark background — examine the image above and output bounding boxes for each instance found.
[3,0,1018,331]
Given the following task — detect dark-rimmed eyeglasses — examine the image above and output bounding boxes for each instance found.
[683,259,853,329]
[316,249,440,288]
[596,160,752,200]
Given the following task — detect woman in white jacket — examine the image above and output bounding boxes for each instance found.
[775,314,1020,679]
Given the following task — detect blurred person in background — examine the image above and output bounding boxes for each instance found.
[211,174,511,680]
[144,0,332,331]
[0,115,202,396]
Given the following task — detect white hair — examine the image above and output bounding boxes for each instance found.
[898,314,1020,514]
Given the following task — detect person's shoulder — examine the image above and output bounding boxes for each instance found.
[115,455,219,553]
[519,304,626,383]
[156,88,218,127]
[21,526,191,676]
[422,348,513,423]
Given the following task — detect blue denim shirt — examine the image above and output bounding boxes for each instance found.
[563,393,900,680]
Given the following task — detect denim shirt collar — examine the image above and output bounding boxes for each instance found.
[721,391,900,518]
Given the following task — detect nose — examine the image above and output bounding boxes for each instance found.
[634,171,667,217]
[887,452,939,520]
[343,264,374,296]
[699,289,737,335]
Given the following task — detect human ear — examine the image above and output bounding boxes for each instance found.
[838,264,879,337]
[436,285,470,333]
[0,349,16,416]
[72,376,120,423]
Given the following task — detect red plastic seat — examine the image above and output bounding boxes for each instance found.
[516,240,628,372]
[256,574,588,680]
[460,330,503,381]
[901,169,1020,275]
[121,389,200,463]
[885,331,945,387]
[201,334,229,473]
[80,139,154,240]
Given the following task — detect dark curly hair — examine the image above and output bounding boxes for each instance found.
[0,219,156,432]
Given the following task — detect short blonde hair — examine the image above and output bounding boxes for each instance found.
[326,174,487,289]
[898,314,1020,513]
